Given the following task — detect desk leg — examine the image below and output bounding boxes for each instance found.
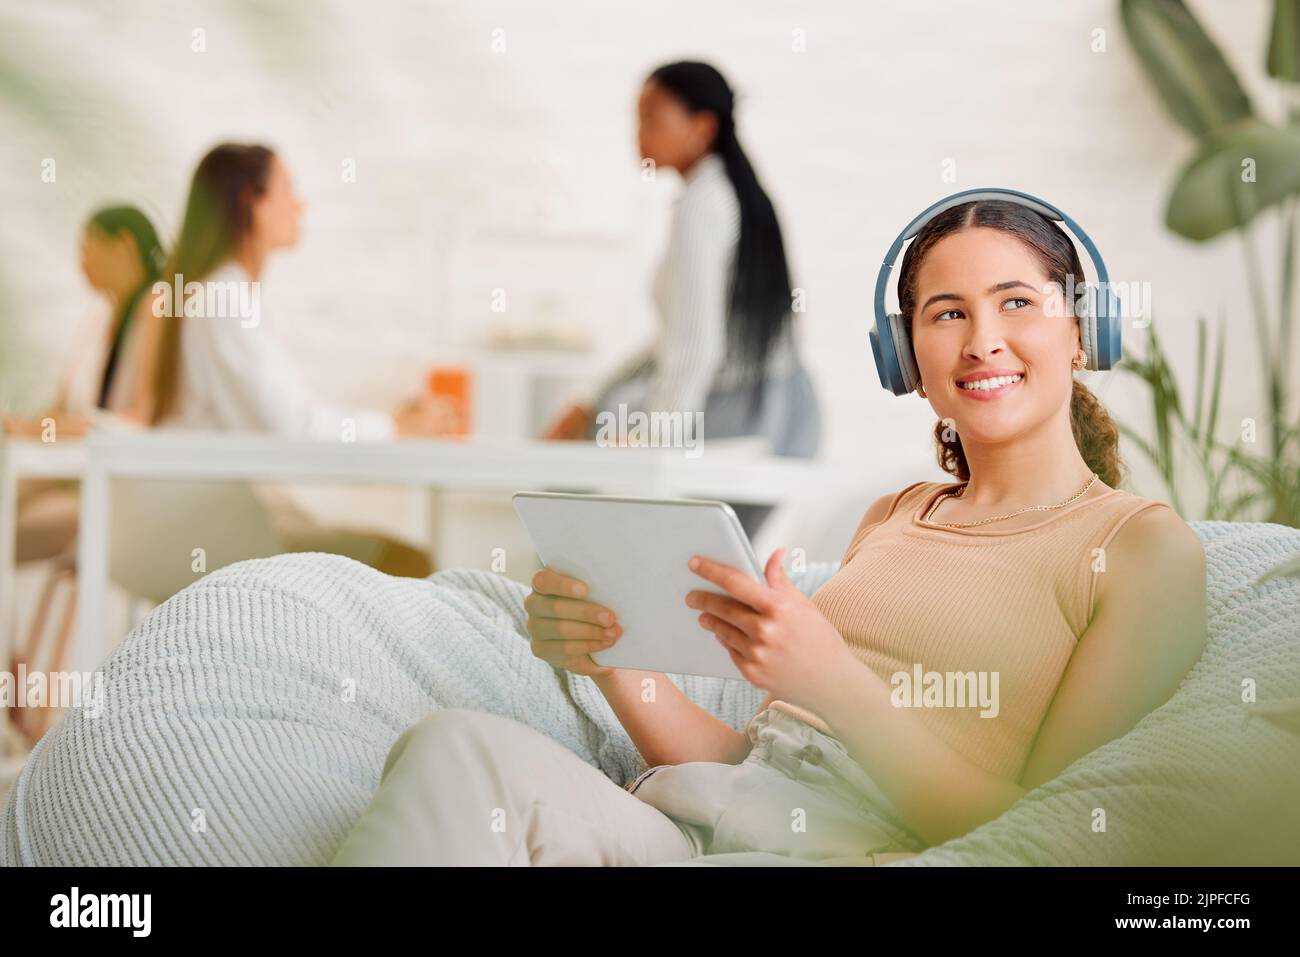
[73,463,109,675]
[0,444,16,748]
[427,486,444,574]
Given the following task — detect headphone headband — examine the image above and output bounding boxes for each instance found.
[870,187,1122,396]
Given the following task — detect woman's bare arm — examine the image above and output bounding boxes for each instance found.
[593,668,754,767]
[526,564,757,768]
[1016,506,1206,790]
[814,506,1206,846]
[602,491,901,770]
[816,658,1029,846]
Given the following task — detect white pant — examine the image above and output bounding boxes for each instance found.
[331,706,925,866]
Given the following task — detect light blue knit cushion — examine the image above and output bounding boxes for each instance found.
[4,522,1296,865]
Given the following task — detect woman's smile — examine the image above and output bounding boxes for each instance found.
[956,370,1025,401]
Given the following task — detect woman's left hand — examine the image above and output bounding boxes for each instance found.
[686,548,855,711]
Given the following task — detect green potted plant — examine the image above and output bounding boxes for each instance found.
[1119,0,1300,530]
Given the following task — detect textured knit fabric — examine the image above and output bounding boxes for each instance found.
[3,522,1297,866]
[766,480,1176,782]
[0,555,767,866]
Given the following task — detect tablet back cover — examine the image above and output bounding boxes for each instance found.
[513,493,763,681]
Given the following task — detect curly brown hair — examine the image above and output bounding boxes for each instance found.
[897,200,1127,489]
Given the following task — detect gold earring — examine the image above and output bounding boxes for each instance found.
[916,382,928,398]
[1071,351,1087,371]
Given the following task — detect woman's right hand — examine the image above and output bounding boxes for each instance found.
[525,566,622,678]
[393,394,459,437]
[2,414,39,437]
[542,402,591,441]
[2,410,86,439]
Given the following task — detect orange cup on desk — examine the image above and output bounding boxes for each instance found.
[427,366,472,436]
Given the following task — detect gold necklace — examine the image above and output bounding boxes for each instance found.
[924,473,1099,528]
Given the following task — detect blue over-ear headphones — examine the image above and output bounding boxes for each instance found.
[869,187,1122,396]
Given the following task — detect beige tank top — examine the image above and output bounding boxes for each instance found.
[768,479,1172,783]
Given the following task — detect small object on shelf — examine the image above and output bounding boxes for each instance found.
[427,366,473,436]
[487,320,593,353]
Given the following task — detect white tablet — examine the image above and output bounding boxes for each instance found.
[512,491,765,681]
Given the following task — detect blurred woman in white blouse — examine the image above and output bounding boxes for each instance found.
[544,61,821,536]
[149,143,451,440]
[145,143,453,576]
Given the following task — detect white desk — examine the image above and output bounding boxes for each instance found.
[65,429,857,675]
[0,437,89,751]
[0,436,88,647]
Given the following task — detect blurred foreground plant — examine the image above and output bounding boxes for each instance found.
[1117,313,1299,529]
[1121,0,1300,532]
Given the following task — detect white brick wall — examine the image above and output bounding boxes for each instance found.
[1,0,1291,524]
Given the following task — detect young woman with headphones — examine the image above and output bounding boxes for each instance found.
[334,190,1208,865]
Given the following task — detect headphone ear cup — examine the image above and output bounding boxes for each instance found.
[887,312,920,394]
[1074,284,1096,371]
[1096,287,1122,370]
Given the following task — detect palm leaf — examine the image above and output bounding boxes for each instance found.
[1268,0,1300,83]
[1191,314,1207,441]
[1204,312,1227,451]
[1121,0,1255,138]
[1166,118,1300,240]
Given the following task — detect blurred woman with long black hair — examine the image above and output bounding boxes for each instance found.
[544,61,821,537]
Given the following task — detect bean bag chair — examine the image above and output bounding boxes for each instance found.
[3,521,1297,866]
